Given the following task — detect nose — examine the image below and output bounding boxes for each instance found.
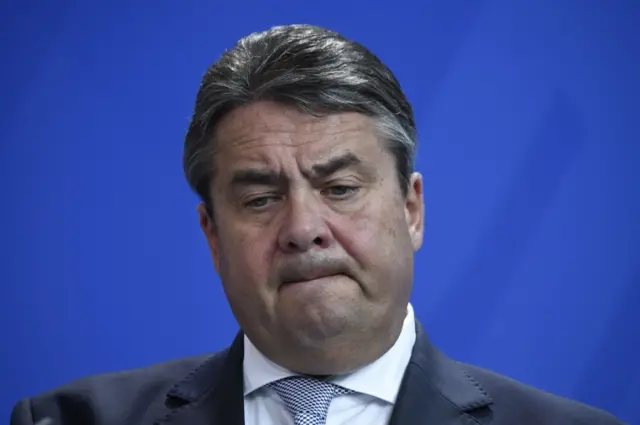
[277,194,332,253]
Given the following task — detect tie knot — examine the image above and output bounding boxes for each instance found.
[269,376,353,424]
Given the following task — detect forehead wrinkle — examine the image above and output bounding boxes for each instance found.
[213,103,389,188]
[225,124,368,153]
[216,103,375,151]
[217,127,371,168]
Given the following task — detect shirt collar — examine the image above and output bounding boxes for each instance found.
[243,303,417,404]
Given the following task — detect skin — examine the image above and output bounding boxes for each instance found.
[198,100,424,375]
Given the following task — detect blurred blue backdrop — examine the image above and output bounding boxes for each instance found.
[1,0,638,423]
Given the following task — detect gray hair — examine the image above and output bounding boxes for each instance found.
[183,24,418,213]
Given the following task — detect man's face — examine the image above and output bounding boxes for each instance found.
[199,101,424,374]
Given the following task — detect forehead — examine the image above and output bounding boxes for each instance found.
[212,101,384,166]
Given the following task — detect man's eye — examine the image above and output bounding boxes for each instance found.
[324,186,359,198]
[244,196,277,209]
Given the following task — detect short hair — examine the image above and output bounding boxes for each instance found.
[183,24,418,212]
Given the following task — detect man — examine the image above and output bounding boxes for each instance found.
[11,24,624,425]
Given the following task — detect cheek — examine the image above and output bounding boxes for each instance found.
[218,225,274,285]
[337,203,407,269]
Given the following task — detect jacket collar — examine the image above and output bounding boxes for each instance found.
[155,331,245,425]
[388,321,493,425]
[155,321,492,425]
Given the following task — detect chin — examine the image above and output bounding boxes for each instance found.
[282,328,369,376]
[285,306,358,348]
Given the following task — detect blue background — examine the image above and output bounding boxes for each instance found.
[1,1,638,423]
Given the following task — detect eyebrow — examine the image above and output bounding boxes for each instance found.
[229,152,364,188]
[304,152,362,180]
[230,169,287,188]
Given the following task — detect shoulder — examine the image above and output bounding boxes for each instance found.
[459,362,624,424]
[10,352,221,425]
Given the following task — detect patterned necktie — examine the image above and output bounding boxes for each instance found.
[269,376,354,425]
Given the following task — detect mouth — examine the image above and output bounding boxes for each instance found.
[281,273,344,286]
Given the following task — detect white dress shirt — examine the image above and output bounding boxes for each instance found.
[243,304,417,425]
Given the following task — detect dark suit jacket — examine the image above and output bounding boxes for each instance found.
[11,323,625,425]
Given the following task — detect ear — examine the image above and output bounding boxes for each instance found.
[404,172,425,251]
[197,203,221,274]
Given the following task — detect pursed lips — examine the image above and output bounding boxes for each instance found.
[281,272,344,286]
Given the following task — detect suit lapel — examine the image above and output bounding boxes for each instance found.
[154,332,245,425]
[154,321,493,425]
[388,322,493,425]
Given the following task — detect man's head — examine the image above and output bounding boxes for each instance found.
[183,25,424,375]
